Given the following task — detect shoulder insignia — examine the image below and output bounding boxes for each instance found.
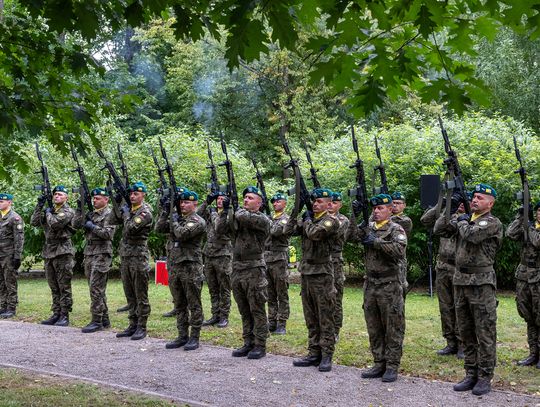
[478,220,488,227]
[16,224,23,230]
[324,220,333,228]
[186,222,195,227]
[134,216,142,224]
[280,219,288,224]
[58,212,65,218]
[397,234,406,241]
[140,212,146,218]
[14,216,20,221]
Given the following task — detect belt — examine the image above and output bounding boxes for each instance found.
[367,269,399,279]
[438,256,455,265]
[527,261,539,268]
[306,257,331,265]
[459,266,493,274]
[88,239,109,245]
[123,238,147,245]
[233,253,263,261]
[46,238,69,244]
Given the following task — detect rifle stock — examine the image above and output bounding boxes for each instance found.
[513,135,531,239]
[348,125,370,225]
[34,143,53,208]
[251,157,271,215]
[96,148,131,204]
[218,133,239,211]
[70,145,93,213]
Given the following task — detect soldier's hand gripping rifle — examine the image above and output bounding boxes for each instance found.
[150,147,169,199]
[96,149,131,205]
[438,116,470,220]
[373,135,389,194]
[34,142,53,209]
[117,144,130,187]
[251,157,271,216]
[70,145,93,213]
[348,125,370,225]
[513,135,531,239]
[159,137,181,221]
[218,133,239,211]
[302,140,321,189]
[206,140,221,195]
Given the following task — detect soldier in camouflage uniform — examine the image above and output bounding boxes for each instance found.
[391,192,412,296]
[506,201,540,368]
[328,191,349,341]
[198,191,232,328]
[434,183,503,395]
[156,189,206,351]
[288,188,340,372]
[72,188,116,333]
[31,186,75,327]
[264,192,291,335]
[349,194,407,383]
[110,181,153,341]
[0,193,24,319]
[217,186,270,360]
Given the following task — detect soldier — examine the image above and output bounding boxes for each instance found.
[198,191,232,328]
[506,201,540,368]
[110,181,154,341]
[217,186,270,359]
[434,183,502,395]
[72,188,116,333]
[264,192,291,335]
[349,194,406,383]
[327,191,349,341]
[31,186,75,326]
[0,193,24,319]
[391,191,412,295]
[289,188,339,372]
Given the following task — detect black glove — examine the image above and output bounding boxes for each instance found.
[37,194,47,207]
[121,204,130,216]
[172,213,181,223]
[302,210,314,222]
[518,204,532,215]
[361,232,377,246]
[450,192,463,214]
[206,193,218,205]
[457,213,470,223]
[11,257,21,270]
[352,200,363,217]
[114,193,123,204]
[77,198,83,210]
[222,197,231,212]
[84,220,96,231]
[160,195,171,211]
[45,207,53,215]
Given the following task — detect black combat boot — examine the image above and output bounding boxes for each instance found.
[0,309,15,319]
[216,318,229,328]
[232,343,253,357]
[268,321,277,333]
[472,378,491,396]
[0,308,6,315]
[81,316,103,333]
[247,345,266,359]
[453,376,477,392]
[273,322,286,335]
[165,336,189,349]
[382,368,398,382]
[361,365,385,379]
[116,304,129,313]
[318,355,332,372]
[202,315,219,326]
[54,314,69,327]
[517,353,539,366]
[293,354,321,367]
[437,344,458,356]
[162,309,177,318]
[131,325,147,340]
[102,313,111,329]
[41,313,60,325]
[116,324,137,338]
[184,336,200,351]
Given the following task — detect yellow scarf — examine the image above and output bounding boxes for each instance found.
[394,212,403,217]
[0,208,10,217]
[131,203,142,212]
[374,219,389,229]
[273,211,284,220]
[471,210,489,222]
[315,211,327,220]
[54,203,64,212]
[536,222,540,230]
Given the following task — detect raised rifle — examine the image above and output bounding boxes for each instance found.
[302,140,321,189]
[70,145,93,213]
[158,137,181,217]
[96,149,131,205]
[206,140,221,194]
[348,125,370,225]
[438,116,470,220]
[373,135,389,194]
[117,144,130,187]
[150,147,169,199]
[251,157,271,216]
[218,133,239,211]
[34,143,53,209]
[513,135,531,240]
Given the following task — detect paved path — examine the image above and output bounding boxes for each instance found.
[0,321,538,406]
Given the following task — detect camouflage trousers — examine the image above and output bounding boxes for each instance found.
[301,271,336,357]
[266,259,290,325]
[454,284,497,380]
[516,280,540,355]
[120,255,151,328]
[45,254,74,315]
[0,256,17,311]
[84,253,111,318]
[231,266,268,347]
[332,257,345,333]
[436,262,460,348]
[399,258,409,298]
[169,261,204,338]
[204,255,231,320]
[363,280,405,370]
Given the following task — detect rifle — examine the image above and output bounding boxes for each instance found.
[373,135,389,194]
[438,116,470,220]
[348,125,370,225]
[117,144,130,187]
[70,145,93,213]
[218,133,239,211]
[158,137,181,217]
[513,135,531,239]
[206,140,221,195]
[96,149,131,205]
[34,143,53,209]
[251,157,271,215]
[279,127,313,214]
[302,140,321,189]
[150,147,169,199]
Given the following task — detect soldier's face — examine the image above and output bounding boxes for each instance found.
[328,200,342,214]
[471,193,494,213]
[0,199,11,211]
[372,204,393,222]
[53,192,68,205]
[180,199,197,215]
[272,199,286,212]
[130,191,145,205]
[216,195,225,209]
[392,200,405,214]
[313,197,331,214]
[243,193,262,212]
[92,195,109,210]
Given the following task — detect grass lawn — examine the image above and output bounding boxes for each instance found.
[12,277,540,396]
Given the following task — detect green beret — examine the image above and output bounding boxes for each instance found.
[473,183,497,199]
[129,181,147,193]
[310,188,333,200]
[534,202,540,211]
[53,185,68,194]
[270,192,287,203]
[391,192,405,201]
[332,191,343,202]
[91,188,109,197]
[0,193,13,200]
[179,190,198,201]
[370,193,393,207]
[243,186,262,197]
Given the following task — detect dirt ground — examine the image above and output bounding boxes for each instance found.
[0,321,538,407]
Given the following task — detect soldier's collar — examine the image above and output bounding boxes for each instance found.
[314,210,327,220]
[217,208,223,215]
[131,203,142,212]
[374,219,390,229]
[94,206,107,213]
[394,212,403,217]
[0,208,10,217]
[471,210,489,222]
[273,211,284,219]
[54,203,65,212]
[536,221,540,230]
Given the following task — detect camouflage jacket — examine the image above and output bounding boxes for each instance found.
[434,211,503,287]
[155,208,206,263]
[286,212,340,276]
[330,213,350,261]
[0,209,24,259]
[73,206,116,256]
[391,213,412,237]
[31,203,75,259]
[348,215,407,283]
[506,214,540,283]
[196,201,232,258]
[217,208,270,271]
[110,202,153,257]
[421,206,456,268]
[264,212,291,263]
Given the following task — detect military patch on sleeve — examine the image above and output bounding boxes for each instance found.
[478,220,488,227]
[14,216,20,221]
[16,224,23,230]
[280,219,288,224]
[397,234,406,241]
[140,212,146,218]
[324,220,333,228]
[186,222,195,227]
[58,212,65,218]
[134,216,142,224]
